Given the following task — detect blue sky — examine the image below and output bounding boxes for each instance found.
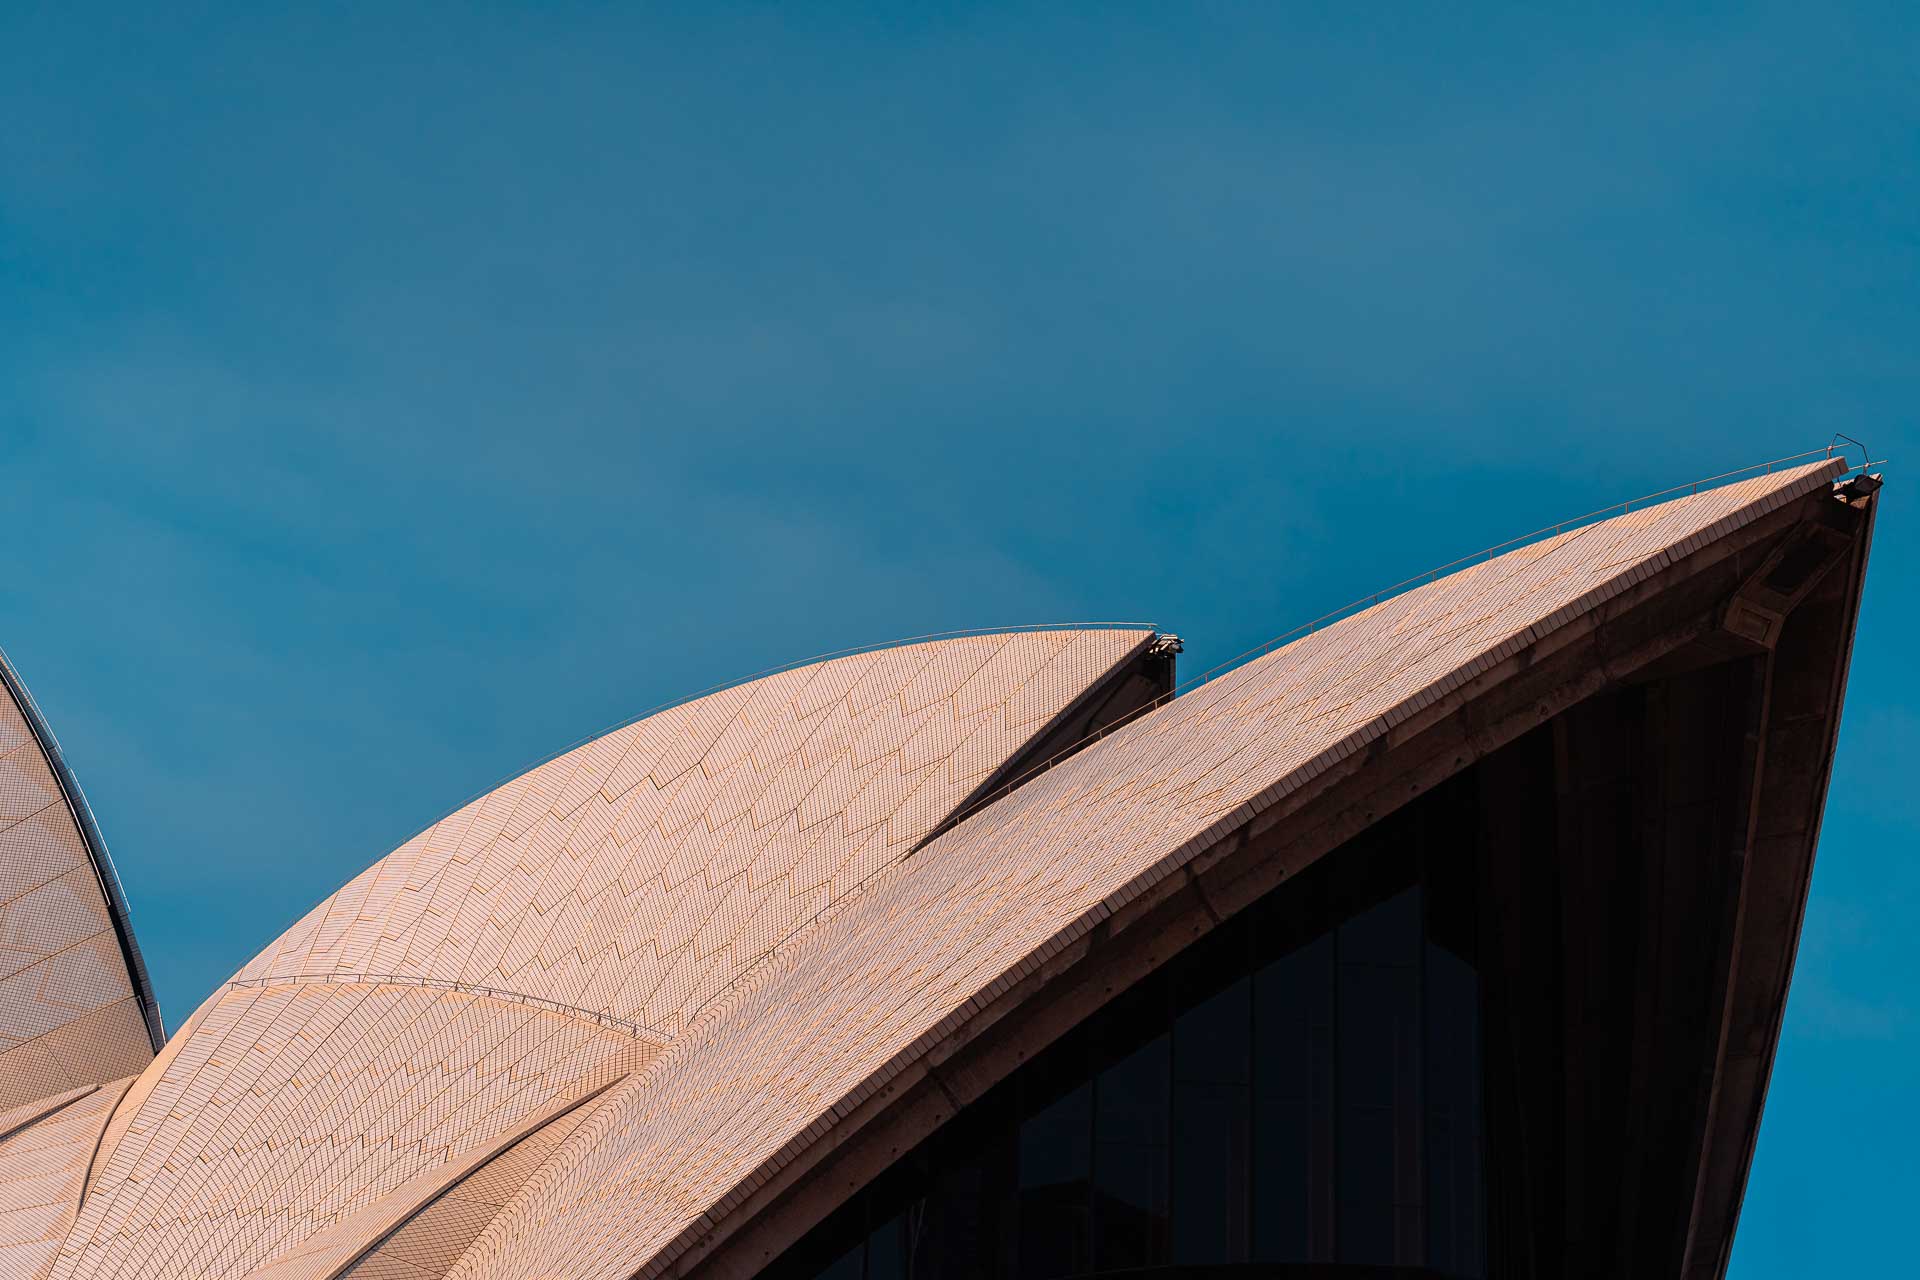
[1,4,1912,1272]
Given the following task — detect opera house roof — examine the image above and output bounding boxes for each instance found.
[0,454,1881,1280]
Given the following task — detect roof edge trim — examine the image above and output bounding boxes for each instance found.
[0,646,164,1051]
[1178,448,1870,706]
[929,452,1862,849]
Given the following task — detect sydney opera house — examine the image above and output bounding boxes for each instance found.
[0,455,1882,1280]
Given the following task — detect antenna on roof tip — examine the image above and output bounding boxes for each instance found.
[1829,433,1885,499]
[1828,432,1870,474]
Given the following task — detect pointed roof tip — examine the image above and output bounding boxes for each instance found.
[11,451,1881,1280]
[442,452,1877,1280]
[52,629,1160,1280]
[1161,454,1849,704]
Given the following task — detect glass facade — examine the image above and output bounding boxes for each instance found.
[764,798,1485,1280]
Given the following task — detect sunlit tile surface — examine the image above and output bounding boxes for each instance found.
[0,1080,132,1279]
[435,462,1841,1280]
[47,628,1150,1280]
[0,460,1858,1280]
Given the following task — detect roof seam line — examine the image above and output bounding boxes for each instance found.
[0,1083,99,1147]
[222,974,674,1046]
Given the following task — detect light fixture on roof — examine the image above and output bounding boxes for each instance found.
[1827,433,1883,500]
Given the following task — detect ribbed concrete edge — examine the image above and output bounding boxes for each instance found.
[625,457,1847,1280]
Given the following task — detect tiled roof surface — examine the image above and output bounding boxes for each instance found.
[0,1085,97,1147]
[0,1078,133,1280]
[429,460,1844,1280]
[335,1084,614,1280]
[50,628,1148,1280]
[52,984,652,1280]
[236,628,1150,1040]
[0,670,155,1111]
[241,1077,628,1280]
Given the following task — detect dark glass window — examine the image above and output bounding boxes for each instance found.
[868,1212,907,1280]
[1425,927,1484,1274]
[1170,953,1250,1264]
[763,788,1485,1280]
[1018,1027,1092,1280]
[914,1134,1005,1280]
[1092,1029,1168,1269]
[1251,931,1334,1263]
[819,1244,861,1280]
[1335,887,1423,1264]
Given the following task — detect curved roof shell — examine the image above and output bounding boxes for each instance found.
[0,1078,136,1278]
[50,627,1156,1280]
[0,651,160,1111]
[0,456,1878,1280]
[232,629,1154,1033]
[417,459,1860,1280]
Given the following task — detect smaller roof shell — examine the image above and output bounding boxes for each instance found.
[53,627,1155,1280]
[0,1077,136,1278]
[0,650,160,1110]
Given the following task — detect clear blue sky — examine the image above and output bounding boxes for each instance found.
[2,4,1911,1272]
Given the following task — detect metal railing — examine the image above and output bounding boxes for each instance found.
[221,442,1893,1051]
[1182,442,1881,684]
[928,441,1887,838]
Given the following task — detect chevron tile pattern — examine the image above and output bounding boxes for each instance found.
[426,461,1844,1280]
[0,672,154,1110]
[43,628,1147,1280]
[0,1078,132,1280]
[235,628,1150,1040]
